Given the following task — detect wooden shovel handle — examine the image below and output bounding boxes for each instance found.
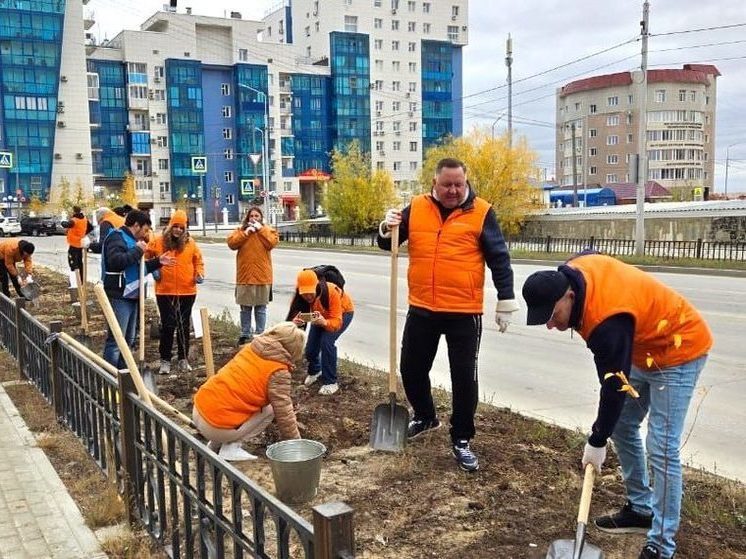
[139,258,146,363]
[93,283,153,406]
[577,463,596,524]
[388,225,399,395]
[81,250,88,328]
[75,269,88,331]
[200,307,215,378]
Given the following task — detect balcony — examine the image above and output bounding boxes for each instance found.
[84,11,95,30]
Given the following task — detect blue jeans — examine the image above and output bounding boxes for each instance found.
[103,298,139,369]
[305,312,353,385]
[240,305,267,337]
[611,355,707,558]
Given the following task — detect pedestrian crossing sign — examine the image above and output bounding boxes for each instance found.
[0,152,12,169]
[191,156,207,173]
[241,179,255,195]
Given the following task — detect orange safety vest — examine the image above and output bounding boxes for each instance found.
[193,346,286,429]
[101,210,125,229]
[407,194,492,313]
[568,254,713,370]
[66,216,88,248]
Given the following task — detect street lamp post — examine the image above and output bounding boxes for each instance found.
[725,142,745,199]
[2,196,17,218]
[238,83,270,221]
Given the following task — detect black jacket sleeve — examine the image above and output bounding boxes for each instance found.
[479,208,514,301]
[586,313,635,447]
[85,220,93,235]
[104,233,143,273]
[376,205,411,251]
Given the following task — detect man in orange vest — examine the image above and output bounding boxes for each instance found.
[61,206,93,282]
[378,157,519,472]
[522,254,712,559]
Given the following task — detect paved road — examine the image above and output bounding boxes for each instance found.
[32,236,746,481]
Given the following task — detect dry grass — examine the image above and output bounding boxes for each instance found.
[100,531,164,559]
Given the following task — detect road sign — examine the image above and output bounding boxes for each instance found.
[241,179,255,195]
[0,152,12,169]
[191,156,207,173]
[249,153,262,166]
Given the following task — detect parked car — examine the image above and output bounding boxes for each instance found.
[52,218,67,235]
[0,216,22,236]
[20,216,57,236]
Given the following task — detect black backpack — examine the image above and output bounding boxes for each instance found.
[308,265,346,293]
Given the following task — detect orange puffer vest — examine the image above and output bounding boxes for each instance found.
[66,216,88,248]
[407,194,492,313]
[193,346,286,429]
[568,254,713,370]
[145,235,204,296]
[101,210,125,229]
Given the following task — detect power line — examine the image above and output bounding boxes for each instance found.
[651,22,746,37]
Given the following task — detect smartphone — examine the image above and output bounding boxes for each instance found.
[297,312,316,322]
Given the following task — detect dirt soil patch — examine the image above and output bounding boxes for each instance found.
[4,267,746,558]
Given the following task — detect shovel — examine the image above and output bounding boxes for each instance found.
[546,464,605,559]
[370,225,409,451]
[199,307,216,378]
[139,258,158,394]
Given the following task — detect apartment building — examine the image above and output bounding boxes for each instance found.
[556,65,719,195]
[0,0,92,208]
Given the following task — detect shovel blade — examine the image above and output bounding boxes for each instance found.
[369,400,409,452]
[546,539,604,559]
[141,364,159,396]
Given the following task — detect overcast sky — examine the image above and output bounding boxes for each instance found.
[88,0,746,193]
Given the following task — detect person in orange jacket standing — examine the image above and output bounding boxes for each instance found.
[192,322,304,461]
[522,253,712,559]
[288,269,354,395]
[145,210,204,374]
[227,206,278,346]
[61,206,93,282]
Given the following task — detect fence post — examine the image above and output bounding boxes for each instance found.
[312,502,354,559]
[696,238,703,260]
[545,235,552,253]
[117,371,140,527]
[48,321,64,420]
[589,236,595,250]
[14,297,26,378]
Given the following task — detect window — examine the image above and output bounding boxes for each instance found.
[159,182,170,193]
[408,82,416,92]
[452,5,459,16]
[374,0,381,5]
[221,83,230,96]
[393,141,401,151]
[392,40,400,50]
[374,39,383,50]
[607,135,619,145]
[391,20,399,31]
[628,94,634,104]
[679,89,687,102]
[222,106,232,118]
[423,23,431,33]
[158,159,169,170]
[305,25,310,37]
[409,121,417,131]
[409,141,417,151]
[375,121,384,131]
[392,81,401,91]
[589,128,597,138]
[375,59,384,71]
[392,61,400,71]
[315,21,319,32]
[153,90,165,101]
[374,18,382,29]
[408,21,416,32]
[408,41,416,52]
[224,171,234,183]
[375,141,384,151]
[408,1,416,11]
[224,148,234,160]
[344,16,358,32]
[222,128,232,139]
[607,154,619,164]
[423,2,430,12]
[607,115,619,126]
[655,90,666,103]
[156,113,167,124]
[626,113,633,125]
[392,101,400,111]
[374,79,384,90]
[238,49,248,61]
[589,147,597,156]
[410,161,418,171]
[575,102,581,111]
[607,96,618,106]
[606,174,618,182]
[627,133,634,143]
[589,104,597,114]
[393,161,401,171]
[705,96,710,105]
[409,62,417,72]
[689,90,696,102]
[409,101,417,111]
[393,121,401,131]
[626,153,631,163]
[377,161,385,170]
[447,26,459,41]
[375,100,384,111]
[589,166,597,175]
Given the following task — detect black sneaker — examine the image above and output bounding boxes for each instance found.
[639,544,671,559]
[452,439,479,472]
[594,501,652,534]
[407,417,441,439]
[238,336,249,346]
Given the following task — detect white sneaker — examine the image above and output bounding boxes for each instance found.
[304,372,322,386]
[158,360,171,375]
[178,359,192,372]
[318,383,339,395]
[218,442,257,462]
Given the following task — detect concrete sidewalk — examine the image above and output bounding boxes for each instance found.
[0,383,105,559]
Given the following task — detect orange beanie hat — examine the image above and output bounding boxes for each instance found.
[296,269,319,295]
[169,210,188,227]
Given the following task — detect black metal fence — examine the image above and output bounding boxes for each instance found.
[0,294,355,559]
[279,231,746,262]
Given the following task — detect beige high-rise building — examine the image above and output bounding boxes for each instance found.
[556,65,720,196]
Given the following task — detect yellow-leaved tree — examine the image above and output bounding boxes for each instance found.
[55,176,72,213]
[419,128,542,236]
[121,172,138,208]
[324,141,398,235]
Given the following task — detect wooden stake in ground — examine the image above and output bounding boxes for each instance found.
[199,307,215,378]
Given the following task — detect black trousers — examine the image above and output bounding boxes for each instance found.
[156,295,196,361]
[0,266,21,298]
[400,310,483,443]
[68,247,84,280]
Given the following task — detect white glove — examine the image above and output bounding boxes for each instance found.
[251,221,263,231]
[25,275,34,284]
[495,299,519,333]
[582,441,607,474]
[384,208,402,229]
[80,236,91,249]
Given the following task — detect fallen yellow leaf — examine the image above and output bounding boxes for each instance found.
[673,334,682,349]
[603,371,640,399]
[657,319,669,334]
[679,311,686,324]
[646,355,654,368]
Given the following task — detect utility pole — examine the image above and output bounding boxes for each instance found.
[634,1,650,256]
[505,34,513,149]
[571,122,578,207]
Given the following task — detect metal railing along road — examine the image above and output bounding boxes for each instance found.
[0,293,355,559]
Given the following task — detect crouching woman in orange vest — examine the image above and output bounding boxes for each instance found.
[192,322,304,461]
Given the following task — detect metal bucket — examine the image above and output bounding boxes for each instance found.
[266,439,326,504]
